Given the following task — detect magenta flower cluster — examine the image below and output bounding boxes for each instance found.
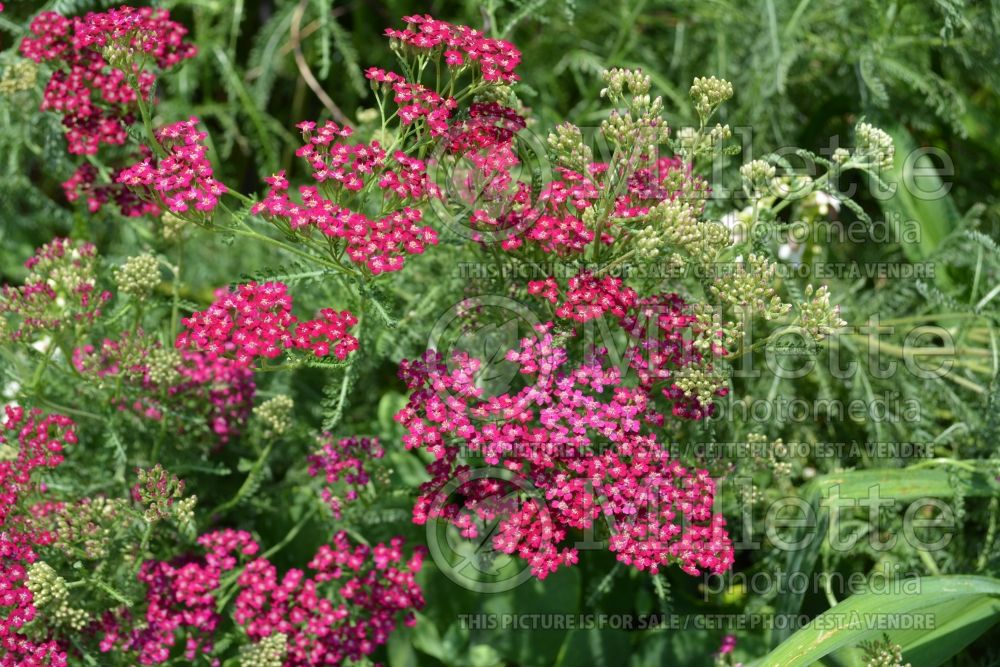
[0,406,77,667]
[528,271,639,322]
[252,121,440,275]
[117,117,227,214]
[395,325,735,579]
[176,281,359,367]
[20,7,195,155]
[385,14,521,83]
[234,531,425,666]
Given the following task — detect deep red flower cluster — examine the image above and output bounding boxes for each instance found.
[252,122,439,275]
[395,326,735,579]
[101,529,258,664]
[527,276,727,420]
[307,435,385,518]
[20,7,195,155]
[175,282,359,367]
[468,156,708,256]
[0,405,76,667]
[528,271,638,322]
[234,531,425,666]
[445,103,527,231]
[117,117,226,214]
[385,15,520,83]
[0,238,111,341]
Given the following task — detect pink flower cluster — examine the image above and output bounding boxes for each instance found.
[307,435,385,518]
[395,327,735,579]
[102,529,258,664]
[0,406,77,532]
[20,7,195,155]
[252,122,439,275]
[63,163,159,217]
[117,117,226,214]
[234,531,425,666]
[385,15,520,83]
[176,282,359,367]
[0,238,111,342]
[0,406,76,667]
[528,271,638,322]
[365,68,458,136]
[102,528,425,666]
[446,103,527,231]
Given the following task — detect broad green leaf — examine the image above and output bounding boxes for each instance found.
[773,465,997,644]
[758,576,1000,667]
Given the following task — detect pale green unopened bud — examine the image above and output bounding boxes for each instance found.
[740,159,776,196]
[115,254,161,300]
[240,633,288,667]
[690,76,733,119]
[797,284,846,340]
[854,122,895,170]
[26,562,88,631]
[147,347,182,387]
[254,395,295,436]
[0,60,38,96]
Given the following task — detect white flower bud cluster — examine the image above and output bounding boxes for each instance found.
[862,637,910,667]
[26,562,88,631]
[239,633,289,667]
[114,254,161,300]
[601,68,651,102]
[740,159,777,196]
[709,254,792,321]
[0,60,38,96]
[547,122,594,172]
[855,122,895,170]
[797,284,846,340]
[690,76,734,119]
[147,347,182,387]
[254,395,295,436]
[161,212,186,240]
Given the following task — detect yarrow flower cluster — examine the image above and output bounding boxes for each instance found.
[233,531,425,667]
[20,7,195,155]
[528,271,638,322]
[63,162,160,217]
[364,68,458,136]
[101,528,425,666]
[396,326,735,578]
[0,405,77,667]
[0,238,111,342]
[252,121,439,275]
[101,529,259,663]
[117,117,226,214]
[307,435,385,518]
[385,15,520,83]
[176,282,359,367]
